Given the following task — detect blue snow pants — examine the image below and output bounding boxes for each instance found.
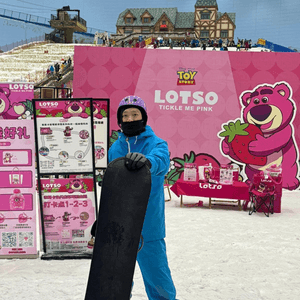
[134,238,177,300]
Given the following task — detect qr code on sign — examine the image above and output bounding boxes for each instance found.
[19,232,34,247]
[2,232,17,247]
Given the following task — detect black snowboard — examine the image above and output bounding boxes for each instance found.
[85,157,151,300]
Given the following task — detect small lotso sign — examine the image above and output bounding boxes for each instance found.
[41,178,94,193]
[35,99,107,120]
[0,82,34,120]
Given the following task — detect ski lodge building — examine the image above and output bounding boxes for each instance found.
[115,0,236,41]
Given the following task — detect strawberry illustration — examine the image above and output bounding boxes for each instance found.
[219,120,267,166]
[166,151,220,184]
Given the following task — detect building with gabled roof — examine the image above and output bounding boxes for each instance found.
[194,0,236,40]
[115,0,235,41]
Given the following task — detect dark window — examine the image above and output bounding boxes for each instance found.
[221,30,228,38]
[200,30,209,38]
[144,17,149,23]
[201,13,210,19]
[126,17,132,24]
[124,28,133,34]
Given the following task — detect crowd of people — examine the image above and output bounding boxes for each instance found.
[116,36,254,51]
[46,56,72,81]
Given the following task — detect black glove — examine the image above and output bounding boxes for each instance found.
[125,152,151,171]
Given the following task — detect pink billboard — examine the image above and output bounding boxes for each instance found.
[73,47,300,190]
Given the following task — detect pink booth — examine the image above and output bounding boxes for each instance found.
[73,47,300,211]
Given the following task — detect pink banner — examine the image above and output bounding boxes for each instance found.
[0,119,37,257]
[35,99,90,118]
[41,178,96,253]
[73,47,300,191]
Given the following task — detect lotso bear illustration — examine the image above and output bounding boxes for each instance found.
[0,87,25,119]
[63,100,88,119]
[67,179,86,193]
[3,153,13,163]
[92,102,104,119]
[220,82,299,190]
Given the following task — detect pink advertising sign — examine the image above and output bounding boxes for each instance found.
[73,47,300,191]
[34,99,94,174]
[0,119,37,258]
[93,99,109,169]
[0,82,34,119]
[40,178,96,253]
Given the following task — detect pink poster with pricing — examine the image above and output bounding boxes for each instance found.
[73,47,300,191]
[41,178,96,253]
[0,119,37,258]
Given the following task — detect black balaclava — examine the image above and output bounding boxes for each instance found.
[119,106,147,137]
[121,120,145,137]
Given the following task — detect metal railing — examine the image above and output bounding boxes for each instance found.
[0,35,45,52]
[0,8,50,26]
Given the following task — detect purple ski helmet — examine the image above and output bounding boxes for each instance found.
[117,95,148,125]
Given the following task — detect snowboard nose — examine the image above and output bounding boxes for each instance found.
[249,105,272,122]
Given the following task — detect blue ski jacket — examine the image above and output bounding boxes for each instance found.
[108,125,170,242]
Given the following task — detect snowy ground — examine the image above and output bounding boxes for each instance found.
[1,188,300,300]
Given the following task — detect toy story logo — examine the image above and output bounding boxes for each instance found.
[177,68,197,86]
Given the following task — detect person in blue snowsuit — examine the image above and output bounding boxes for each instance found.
[108,95,177,300]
